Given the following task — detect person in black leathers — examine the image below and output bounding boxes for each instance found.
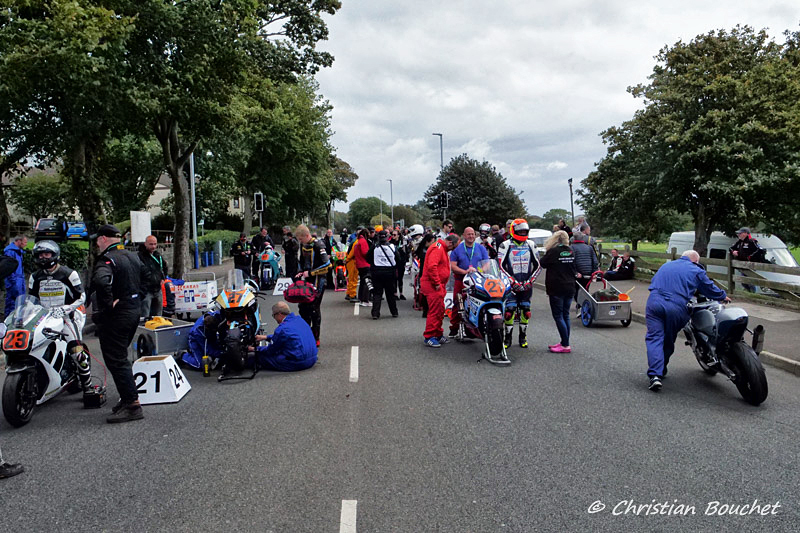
[89,224,144,424]
[295,224,331,346]
[230,233,252,279]
[323,229,336,289]
[0,255,23,479]
[282,226,299,279]
[250,227,273,278]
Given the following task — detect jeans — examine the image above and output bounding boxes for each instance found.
[548,292,573,346]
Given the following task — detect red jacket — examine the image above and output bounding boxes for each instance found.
[421,239,451,287]
[354,236,371,269]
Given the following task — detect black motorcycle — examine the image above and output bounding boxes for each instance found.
[683,297,768,405]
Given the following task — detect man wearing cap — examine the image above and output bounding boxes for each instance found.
[729,227,765,292]
[89,224,145,423]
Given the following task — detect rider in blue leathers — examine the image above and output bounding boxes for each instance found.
[645,250,729,391]
[497,219,541,349]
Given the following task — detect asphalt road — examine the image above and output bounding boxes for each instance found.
[1,286,799,532]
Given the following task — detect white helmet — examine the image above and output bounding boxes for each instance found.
[408,224,424,238]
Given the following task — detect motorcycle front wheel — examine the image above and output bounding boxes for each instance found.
[486,314,504,357]
[729,342,768,406]
[2,369,39,427]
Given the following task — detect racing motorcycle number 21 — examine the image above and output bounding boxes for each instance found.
[483,279,505,298]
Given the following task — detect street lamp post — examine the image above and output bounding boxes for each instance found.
[432,133,443,170]
[386,179,394,228]
[568,178,575,227]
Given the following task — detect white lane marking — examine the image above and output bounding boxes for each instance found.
[349,346,359,383]
[354,303,359,316]
[340,499,358,533]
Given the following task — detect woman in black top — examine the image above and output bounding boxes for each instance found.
[540,231,578,353]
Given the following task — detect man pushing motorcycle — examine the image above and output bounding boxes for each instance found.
[28,240,93,395]
[497,219,541,349]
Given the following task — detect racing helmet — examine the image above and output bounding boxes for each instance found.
[478,223,491,237]
[33,240,60,269]
[408,224,424,238]
[509,219,530,242]
[374,224,384,232]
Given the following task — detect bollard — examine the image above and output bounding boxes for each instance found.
[216,241,223,265]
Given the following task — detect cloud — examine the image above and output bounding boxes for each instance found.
[317,0,800,216]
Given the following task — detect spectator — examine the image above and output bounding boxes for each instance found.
[294,224,330,346]
[557,218,571,234]
[729,227,765,262]
[230,232,252,279]
[89,224,144,423]
[414,233,436,318]
[572,215,587,235]
[370,230,398,319]
[645,250,729,391]
[323,229,336,289]
[249,301,317,371]
[421,233,459,348]
[390,229,408,300]
[438,220,454,240]
[0,252,23,478]
[339,227,349,245]
[139,235,168,317]
[354,228,373,307]
[604,251,635,281]
[571,231,599,307]
[540,231,577,353]
[607,248,622,271]
[3,234,27,316]
[282,226,299,279]
[448,227,489,337]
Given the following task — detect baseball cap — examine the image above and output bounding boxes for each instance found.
[736,227,750,234]
[90,224,122,239]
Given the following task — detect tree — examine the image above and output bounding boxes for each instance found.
[369,214,392,227]
[423,154,526,231]
[581,26,800,254]
[348,197,389,228]
[7,172,72,221]
[391,204,422,227]
[325,157,358,222]
[540,208,572,227]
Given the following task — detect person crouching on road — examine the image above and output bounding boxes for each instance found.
[645,250,730,392]
[295,224,330,347]
[421,233,459,348]
[248,302,317,371]
[539,231,577,353]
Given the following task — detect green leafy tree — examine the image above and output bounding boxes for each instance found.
[7,172,72,221]
[348,197,389,228]
[325,157,358,219]
[540,208,572,227]
[424,154,526,231]
[391,204,422,227]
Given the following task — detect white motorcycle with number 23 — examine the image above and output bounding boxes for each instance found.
[1,295,85,427]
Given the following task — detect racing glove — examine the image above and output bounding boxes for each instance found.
[49,307,66,319]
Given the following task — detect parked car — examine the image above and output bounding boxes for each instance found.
[66,221,89,240]
[34,218,68,242]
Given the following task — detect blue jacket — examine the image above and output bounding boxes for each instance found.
[255,313,317,370]
[3,242,25,289]
[648,256,726,305]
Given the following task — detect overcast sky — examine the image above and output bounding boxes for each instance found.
[314,1,800,218]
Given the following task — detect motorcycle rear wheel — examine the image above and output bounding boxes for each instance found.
[2,370,39,427]
[729,342,768,406]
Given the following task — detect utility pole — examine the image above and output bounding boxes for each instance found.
[386,179,394,228]
[432,133,443,170]
[189,153,199,269]
[568,178,575,227]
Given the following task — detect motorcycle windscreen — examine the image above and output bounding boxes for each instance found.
[225,269,246,291]
[8,295,45,329]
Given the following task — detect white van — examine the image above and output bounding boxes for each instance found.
[666,231,800,289]
[529,229,552,256]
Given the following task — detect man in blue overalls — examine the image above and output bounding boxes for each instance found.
[645,250,729,391]
[248,301,317,372]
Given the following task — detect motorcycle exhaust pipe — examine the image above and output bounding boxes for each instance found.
[751,324,765,355]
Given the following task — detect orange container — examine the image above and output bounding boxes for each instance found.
[618,293,630,301]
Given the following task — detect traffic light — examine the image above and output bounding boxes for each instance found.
[438,191,449,209]
[254,192,264,212]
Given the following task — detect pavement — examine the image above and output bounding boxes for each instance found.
[1,275,800,531]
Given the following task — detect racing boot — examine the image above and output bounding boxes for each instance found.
[519,324,528,349]
[71,344,94,392]
[504,325,513,349]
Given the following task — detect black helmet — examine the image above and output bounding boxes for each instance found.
[33,240,60,269]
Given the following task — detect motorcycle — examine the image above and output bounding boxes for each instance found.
[258,246,283,290]
[1,295,85,427]
[332,243,348,291]
[214,271,262,381]
[683,296,768,405]
[456,259,513,365]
